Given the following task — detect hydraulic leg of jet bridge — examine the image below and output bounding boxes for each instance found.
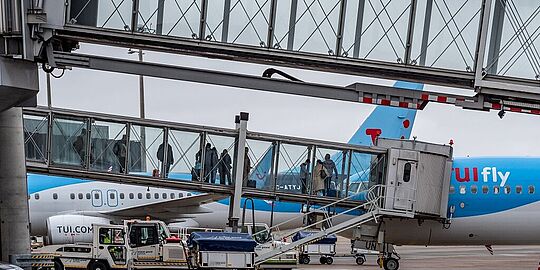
[0,108,31,261]
[227,112,249,231]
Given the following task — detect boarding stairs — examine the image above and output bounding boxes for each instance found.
[254,184,414,264]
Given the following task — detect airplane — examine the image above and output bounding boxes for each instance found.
[28,81,419,244]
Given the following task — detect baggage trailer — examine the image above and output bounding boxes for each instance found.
[187,232,257,269]
[32,220,188,270]
[292,232,337,265]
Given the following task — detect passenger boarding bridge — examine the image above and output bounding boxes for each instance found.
[23,106,389,207]
[1,0,540,114]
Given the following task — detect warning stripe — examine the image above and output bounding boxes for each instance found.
[484,102,540,115]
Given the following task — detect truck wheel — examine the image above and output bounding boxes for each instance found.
[53,260,64,270]
[300,256,310,264]
[326,257,333,265]
[319,257,327,264]
[90,261,108,270]
[383,258,399,270]
[355,255,366,265]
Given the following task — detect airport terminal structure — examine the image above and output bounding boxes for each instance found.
[1,1,540,270]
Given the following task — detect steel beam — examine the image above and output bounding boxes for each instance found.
[404,0,418,64]
[199,0,208,40]
[474,0,493,85]
[221,0,231,42]
[486,0,506,75]
[353,0,366,58]
[156,0,165,35]
[287,0,298,50]
[418,0,433,66]
[335,0,348,56]
[267,0,278,48]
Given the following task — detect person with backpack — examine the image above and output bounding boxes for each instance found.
[312,160,328,196]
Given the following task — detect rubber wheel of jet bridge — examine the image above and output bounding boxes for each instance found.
[325,257,334,265]
[90,261,108,270]
[355,255,366,265]
[383,258,400,270]
[300,256,310,264]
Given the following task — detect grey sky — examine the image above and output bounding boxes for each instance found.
[37,43,540,158]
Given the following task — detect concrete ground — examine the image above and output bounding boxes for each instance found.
[297,238,540,270]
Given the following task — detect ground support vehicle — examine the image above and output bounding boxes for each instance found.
[187,232,257,269]
[292,232,336,265]
[32,220,188,270]
[241,224,297,269]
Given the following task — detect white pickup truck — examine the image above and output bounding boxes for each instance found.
[33,220,187,270]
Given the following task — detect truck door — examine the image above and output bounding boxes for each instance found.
[94,227,127,267]
[393,160,417,211]
[128,224,160,261]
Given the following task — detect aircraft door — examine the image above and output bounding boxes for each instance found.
[91,190,103,207]
[393,160,417,211]
[107,190,118,207]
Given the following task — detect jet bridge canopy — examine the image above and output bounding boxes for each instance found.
[375,138,453,219]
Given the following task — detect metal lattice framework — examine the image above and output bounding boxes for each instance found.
[59,0,540,88]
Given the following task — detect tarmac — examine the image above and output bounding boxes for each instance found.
[297,238,540,270]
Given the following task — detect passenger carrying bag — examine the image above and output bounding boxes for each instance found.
[247,180,257,188]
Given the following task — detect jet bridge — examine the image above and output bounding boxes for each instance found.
[255,138,453,265]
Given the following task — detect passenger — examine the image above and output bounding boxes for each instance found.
[157,142,174,177]
[312,160,328,196]
[218,149,232,185]
[323,154,339,196]
[73,128,90,166]
[113,134,128,173]
[300,159,311,194]
[210,147,219,183]
[244,147,253,187]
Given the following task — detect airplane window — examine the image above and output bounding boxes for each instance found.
[154,193,159,199]
[138,193,142,199]
[449,186,455,194]
[516,185,523,194]
[470,185,478,194]
[78,193,83,200]
[129,193,134,200]
[120,193,125,200]
[146,193,151,199]
[179,193,183,198]
[504,186,511,194]
[110,193,115,200]
[86,193,91,200]
[34,193,39,200]
[459,185,466,194]
[482,186,489,194]
[70,193,75,200]
[94,193,100,199]
[162,193,167,199]
[529,185,535,194]
[53,193,58,200]
[187,193,192,197]
[170,193,175,199]
[493,186,500,194]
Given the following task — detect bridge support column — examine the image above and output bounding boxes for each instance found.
[228,112,249,231]
[0,107,31,261]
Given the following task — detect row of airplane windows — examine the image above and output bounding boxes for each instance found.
[450,185,535,195]
[32,192,193,201]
